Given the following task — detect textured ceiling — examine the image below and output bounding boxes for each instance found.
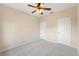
[3,3,76,17]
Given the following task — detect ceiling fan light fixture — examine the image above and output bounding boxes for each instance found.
[39,9,43,13]
[28,3,52,15]
[40,3,45,7]
[37,9,43,13]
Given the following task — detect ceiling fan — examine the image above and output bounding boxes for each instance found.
[28,3,51,15]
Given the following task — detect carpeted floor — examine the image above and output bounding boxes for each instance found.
[0,39,78,56]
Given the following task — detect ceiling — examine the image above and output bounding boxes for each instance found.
[3,3,77,17]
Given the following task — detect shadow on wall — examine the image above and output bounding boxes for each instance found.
[0,17,7,55]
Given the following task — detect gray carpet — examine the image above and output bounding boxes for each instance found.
[0,39,78,56]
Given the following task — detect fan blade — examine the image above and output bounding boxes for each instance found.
[28,4,36,8]
[32,10,37,13]
[43,8,51,10]
[37,3,41,7]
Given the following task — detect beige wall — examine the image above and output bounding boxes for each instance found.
[0,4,79,52]
[41,6,77,48]
[77,4,79,48]
[0,4,40,51]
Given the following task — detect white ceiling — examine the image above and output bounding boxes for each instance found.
[3,3,77,17]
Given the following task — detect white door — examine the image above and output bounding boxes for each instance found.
[57,17,71,45]
[40,21,47,39]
